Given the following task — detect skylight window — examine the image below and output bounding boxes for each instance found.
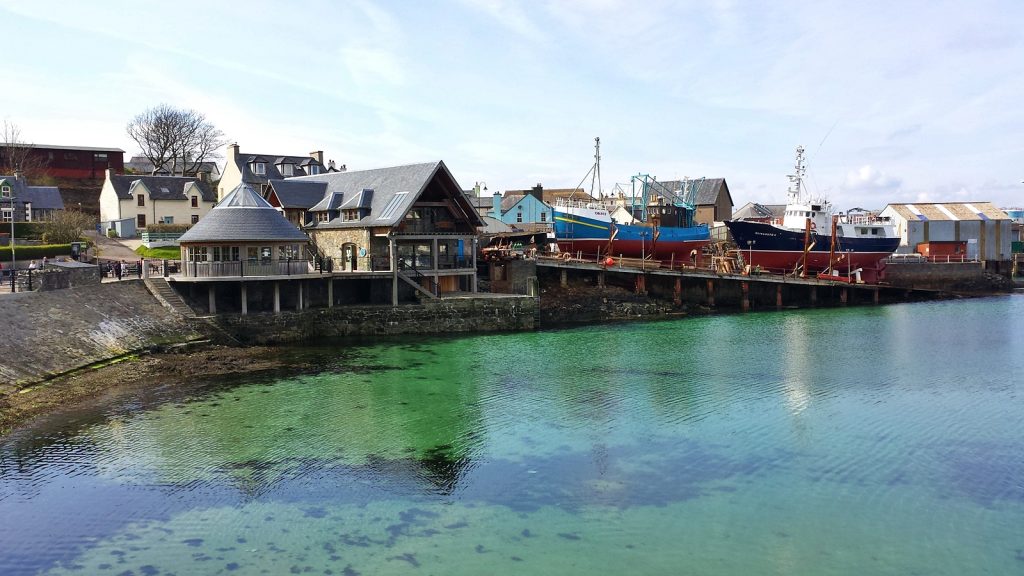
[377,192,408,220]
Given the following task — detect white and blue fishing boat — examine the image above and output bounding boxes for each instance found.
[724,146,900,281]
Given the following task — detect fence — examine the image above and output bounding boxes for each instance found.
[183,259,312,278]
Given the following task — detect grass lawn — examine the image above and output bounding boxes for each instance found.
[134,246,181,259]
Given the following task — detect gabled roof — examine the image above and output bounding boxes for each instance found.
[657,178,732,207]
[883,202,1009,222]
[291,161,483,229]
[236,152,326,185]
[108,174,216,202]
[0,176,64,210]
[267,180,329,209]
[733,202,787,220]
[179,184,309,243]
[502,193,549,214]
[125,156,221,177]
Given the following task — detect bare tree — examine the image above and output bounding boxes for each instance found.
[42,209,95,244]
[1,120,48,179]
[126,105,227,176]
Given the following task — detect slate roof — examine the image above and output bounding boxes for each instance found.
[178,184,309,243]
[310,192,345,212]
[0,176,64,210]
[108,175,216,202]
[341,188,374,210]
[732,202,787,220]
[291,161,483,229]
[267,180,329,209]
[884,202,1009,222]
[656,178,731,207]
[235,153,326,186]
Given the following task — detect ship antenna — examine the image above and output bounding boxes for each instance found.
[787,145,806,204]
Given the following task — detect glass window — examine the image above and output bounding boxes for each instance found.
[281,164,294,177]
[229,247,240,261]
[1,208,11,223]
[137,194,145,206]
[191,195,198,208]
[187,246,208,261]
[191,215,199,224]
[308,165,320,175]
[540,211,547,222]
[212,246,222,261]
[253,162,266,175]
[247,247,259,261]
[1,185,10,198]
[260,247,272,262]
[137,214,146,228]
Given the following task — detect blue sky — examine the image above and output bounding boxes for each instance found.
[2,0,1022,211]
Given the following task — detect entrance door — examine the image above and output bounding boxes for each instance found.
[342,243,357,271]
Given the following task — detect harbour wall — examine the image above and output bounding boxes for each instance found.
[0,280,203,389]
[212,296,538,345]
[884,262,1011,292]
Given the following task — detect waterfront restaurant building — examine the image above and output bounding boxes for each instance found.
[177,183,310,278]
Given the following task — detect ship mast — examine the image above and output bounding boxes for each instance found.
[787,145,806,205]
[590,137,602,199]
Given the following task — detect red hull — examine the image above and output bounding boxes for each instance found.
[747,249,890,282]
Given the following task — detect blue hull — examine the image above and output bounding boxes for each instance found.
[553,209,710,259]
[725,220,900,273]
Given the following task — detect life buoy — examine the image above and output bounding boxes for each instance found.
[810,222,817,231]
[561,252,571,260]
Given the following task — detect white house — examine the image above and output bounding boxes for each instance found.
[99,169,217,235]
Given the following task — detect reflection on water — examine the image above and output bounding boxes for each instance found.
[2,297,1024,575]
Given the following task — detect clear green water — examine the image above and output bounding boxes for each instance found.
[3,297,1024,575]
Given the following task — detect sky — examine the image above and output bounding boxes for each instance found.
[1,0,1022,212]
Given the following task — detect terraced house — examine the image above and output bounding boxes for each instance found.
[217,143,343,200]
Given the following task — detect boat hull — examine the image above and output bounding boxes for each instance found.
[725,220,900,275]
[554,208,710,260]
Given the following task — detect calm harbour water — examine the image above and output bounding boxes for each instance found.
[2,296,1023,575]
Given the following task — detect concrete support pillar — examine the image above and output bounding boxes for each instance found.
[208,284,216,314]
[296,281,304,311]
[598,271,605,288]
[142,259,149,279]
[810,286,817,307]
[560,269,568,287]
[706,279,715,307]
[776,284,783,309]
[673,278,682,305]
[873,287,879,305]
[241,283,247,315]
[840,287,848,305]
[274,282,281,314]
[328,278,334,308]
[741,281,750,312]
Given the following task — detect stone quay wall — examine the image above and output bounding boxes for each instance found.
[884,262,1010,292]
[0,281,202,388]
[213,296,538,345]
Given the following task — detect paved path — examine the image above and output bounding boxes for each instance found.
[84,230,142,260]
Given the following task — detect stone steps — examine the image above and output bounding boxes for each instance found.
[144,278,196,318]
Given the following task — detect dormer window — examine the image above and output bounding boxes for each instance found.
[308,165,321,176]
[281,164,294,177]
[1,185,10,198]
[253,162,266,175]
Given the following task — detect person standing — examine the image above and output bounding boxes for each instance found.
[114,260,123,281]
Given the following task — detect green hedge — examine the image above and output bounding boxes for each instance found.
[0,222,49,239]
[146,223,191,233]
[0,244,73,260]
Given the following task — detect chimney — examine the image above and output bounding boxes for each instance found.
[105,167,113,182]
[310,150,324,164]
[228,142,240,161]
[328,159,336,171]
[13,170,22,182]
[491,190,501,219]
[530,183,543,201]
